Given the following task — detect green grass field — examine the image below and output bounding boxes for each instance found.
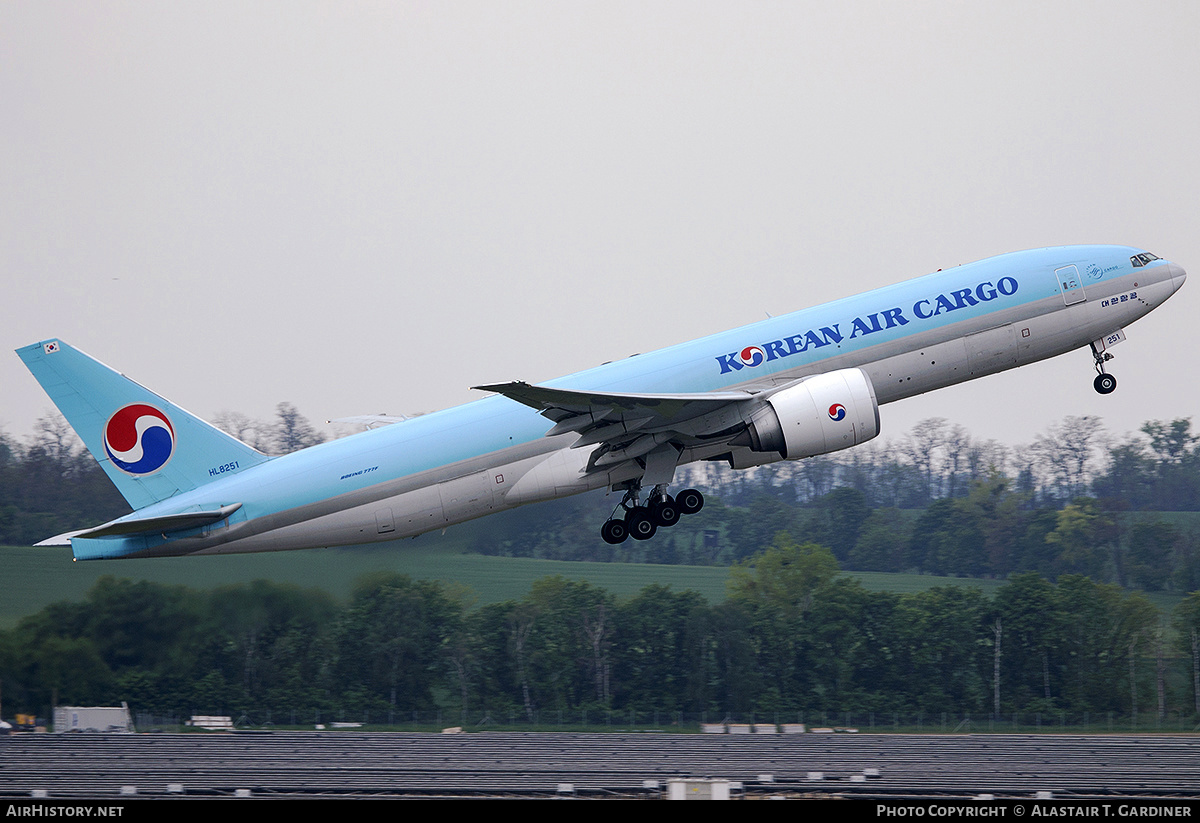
[0,530,732,628]
[0,531,1034,628]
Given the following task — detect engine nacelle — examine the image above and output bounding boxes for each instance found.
[735,368,880,459]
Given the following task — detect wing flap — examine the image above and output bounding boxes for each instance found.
[474,381,764,479]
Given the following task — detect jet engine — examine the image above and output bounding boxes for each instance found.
[734,368,880,459]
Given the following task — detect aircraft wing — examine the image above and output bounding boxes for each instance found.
[474,381,762,474]
[475,381,756,431]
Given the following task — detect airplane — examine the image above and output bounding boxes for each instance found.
[16,244,1186,560]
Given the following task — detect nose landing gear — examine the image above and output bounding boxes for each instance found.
[600,483,705,544]
[1090,341,1117,395]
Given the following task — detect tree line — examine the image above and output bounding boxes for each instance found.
[5,406,1200,724]
[471,417,1200,592]
[3,538,1200,724]
[5,408,1200,588]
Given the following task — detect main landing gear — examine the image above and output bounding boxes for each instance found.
[600,483,705,544]
[1090,342,1117,395]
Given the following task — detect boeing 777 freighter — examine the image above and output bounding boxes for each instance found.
[17,245,1186,559]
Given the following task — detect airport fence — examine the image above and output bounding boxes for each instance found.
[131,708,1200,735]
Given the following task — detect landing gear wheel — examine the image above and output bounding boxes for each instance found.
[1090,341,1117,395]
[626,508,658,541]
[676,488,705,515]
[601,518,628,545]
[650,495,680,528]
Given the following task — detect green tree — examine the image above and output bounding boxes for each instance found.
[1173,592,1200,717]
[804,487,870,564]
[1125,520,1178,592]
[1053,575,1125,713]
[724,494,799,561]
[893,587,990,713]
[1044,499,1117,580]
[993,573,1062,712]
[962,474,1027,577]
[1116,591,1160,724]
[26,636,115,713]
[202,580,336,713]
[331,573,459,714]
[522,576,616,712]
[728,535,858,710]
[847,508,908,572]
[451,600,523,721]
[728,535,839,621]
[613,585,709,713]
[907,498,986,576]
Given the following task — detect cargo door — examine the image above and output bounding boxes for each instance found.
[1055,265,1086,305]
[966,323,1018,377]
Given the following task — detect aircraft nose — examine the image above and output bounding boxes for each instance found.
[1168,261,1187,292]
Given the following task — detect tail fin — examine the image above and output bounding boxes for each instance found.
[16,339,269,510]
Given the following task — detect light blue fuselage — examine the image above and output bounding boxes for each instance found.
[61,245,1187,559]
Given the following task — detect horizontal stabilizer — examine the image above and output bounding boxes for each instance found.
[34,530,88,547]
[74,504,244,539]
[32,503,243,548]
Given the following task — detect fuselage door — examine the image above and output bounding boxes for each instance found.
[965,323,1018,377]
[1055,265,1086,305]
[375,508,395,534]
[438,471,495,524]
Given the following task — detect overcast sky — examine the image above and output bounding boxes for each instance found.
[4,2,1198,455]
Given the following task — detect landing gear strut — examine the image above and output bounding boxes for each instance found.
[1090,342,1117,395]
[600,482,705,544]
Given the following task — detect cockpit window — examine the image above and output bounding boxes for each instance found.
[1131,252,1160,267]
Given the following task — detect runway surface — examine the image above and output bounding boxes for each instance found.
[2,731,1199,799]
